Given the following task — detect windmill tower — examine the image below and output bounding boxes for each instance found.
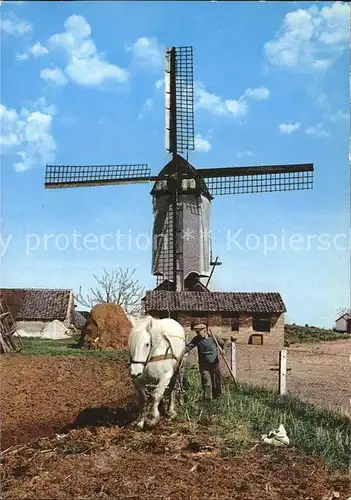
[45,46,314,293]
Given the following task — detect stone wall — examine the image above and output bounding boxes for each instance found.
[15,321,49,337]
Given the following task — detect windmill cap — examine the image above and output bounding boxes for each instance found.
[193,323,207,331]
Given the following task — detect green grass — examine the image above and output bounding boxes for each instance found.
[178,366,351,473]
[16,336,128,361]
[285,324,349,344]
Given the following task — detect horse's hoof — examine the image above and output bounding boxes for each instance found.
[144,418,158,428]
[136,419,145,429]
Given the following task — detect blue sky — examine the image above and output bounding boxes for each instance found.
[1,1,349,327]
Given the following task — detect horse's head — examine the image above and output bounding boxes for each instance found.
[128,316,154,379]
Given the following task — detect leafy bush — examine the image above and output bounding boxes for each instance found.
[285,324,348,344]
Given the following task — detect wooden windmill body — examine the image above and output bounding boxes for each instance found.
[45,46,314,292]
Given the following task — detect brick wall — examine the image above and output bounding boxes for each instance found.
[149,310,284,347]
[232,313,285,347]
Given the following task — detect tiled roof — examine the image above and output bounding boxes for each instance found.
[144,291,286,313]
[336,312,351,321]
[0,288,72,321]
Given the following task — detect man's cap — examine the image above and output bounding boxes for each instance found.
[193,323,207,331]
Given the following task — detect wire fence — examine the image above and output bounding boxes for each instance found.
[217,342,350,414]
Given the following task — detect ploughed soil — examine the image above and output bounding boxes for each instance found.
[1,355,350,499]
[0,355,136,450]
[2,424,350,500]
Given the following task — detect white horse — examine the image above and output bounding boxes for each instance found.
[128,314,186,429]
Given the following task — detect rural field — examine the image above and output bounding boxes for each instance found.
[218,339,351,413]
[1,337,351,500]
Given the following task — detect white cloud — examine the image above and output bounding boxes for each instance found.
[155,78,164,89]
[225,99,248,116]
[243,87,270,100]
[279,122,301,134]
[126,37,163,69]
[46,15,129,87]
[31,97,57,116]
[330,109,349,122]
[195,134,212,153]
[196,82,269,118]
[264,2,350,71]
[144,98,153,109]
[30,41,49,57]
[40,67,68,86]
[0,98,56,172]
[237,150,253,159]
[138,76,165,119]
[305,123,329,137]
[138,98,153,120]
[16,52,29,61]
[196,83,247,117]
[0,12,32,36]
[16,41,49,61]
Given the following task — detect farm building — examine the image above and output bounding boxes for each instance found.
[334,312,351,333]
[0,288,85,338]
[143,290,286,346]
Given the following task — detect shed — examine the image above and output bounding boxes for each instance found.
[0,288,76,337]
[143,290,287,346]
[335,312,351,333]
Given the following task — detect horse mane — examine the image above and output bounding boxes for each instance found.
[128,315,165,348]
[132,315,153,330]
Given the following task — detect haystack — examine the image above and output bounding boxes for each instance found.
[79,303,132,351]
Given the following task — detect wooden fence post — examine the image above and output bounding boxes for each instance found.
[230,337,237,379]
[279,349,287,395]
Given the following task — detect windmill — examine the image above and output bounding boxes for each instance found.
[45,46,314,293]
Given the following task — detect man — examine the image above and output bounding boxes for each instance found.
[184,323,225,401]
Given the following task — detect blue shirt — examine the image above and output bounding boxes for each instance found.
[185,334,224,363]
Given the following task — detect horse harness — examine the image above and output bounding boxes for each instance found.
[129,330,180,369]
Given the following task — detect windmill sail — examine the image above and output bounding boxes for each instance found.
[198,163,314,196]
[45,164,153,188]
[165,46,195,155]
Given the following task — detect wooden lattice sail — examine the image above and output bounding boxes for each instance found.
[0,293,22,353]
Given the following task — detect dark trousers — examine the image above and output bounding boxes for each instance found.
[199,358,222,400]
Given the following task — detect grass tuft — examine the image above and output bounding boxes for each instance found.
[15,337,128,361]
[178,367,351,472]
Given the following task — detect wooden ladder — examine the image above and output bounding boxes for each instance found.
[0,294,22,353]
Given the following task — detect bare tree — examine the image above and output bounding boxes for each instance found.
[336,307,350,318]
[75,268,144,314]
